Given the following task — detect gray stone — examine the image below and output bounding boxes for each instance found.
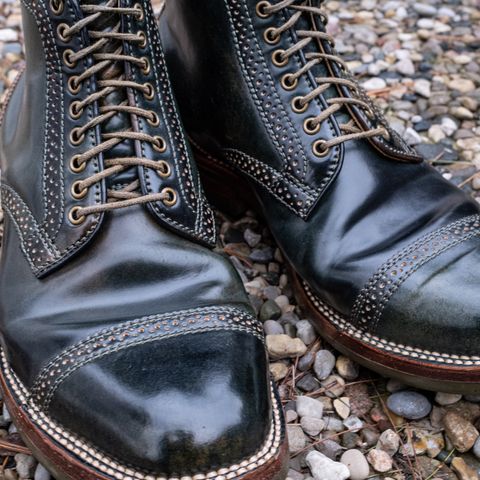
[336,356,359,380]
[377,429,400,456]
[296,320,317,345]
[313,350,336,380]
[34,464,51,480]
[259,299,282,321]
[435,392,462,406]
[413,4,437,16]
[340,449,370,480]
[243,228,261,248]
[263,320,284,336]
[386,391,432,420]
[316,439,343,460]
[321,375,346,398]
[301,416,325,437]
[296,396,324,420]
[287,425,307,454]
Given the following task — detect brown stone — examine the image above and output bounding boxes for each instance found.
[451,457,479,480]
[444,412,479,453]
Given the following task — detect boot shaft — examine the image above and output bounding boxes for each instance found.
[0,0,215,279]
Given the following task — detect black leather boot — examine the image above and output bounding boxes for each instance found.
[160,0,480,393]
[0,1,288,478]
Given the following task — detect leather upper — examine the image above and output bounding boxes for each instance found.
[0,0,277,476]
[160,0,480,356]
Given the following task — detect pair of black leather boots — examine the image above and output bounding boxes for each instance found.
[0,0,478,479]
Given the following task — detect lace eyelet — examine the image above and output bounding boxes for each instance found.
[68,206,86,225]
[272,50,289,67]
[70,155,86,173]
[134,3,144,21]
[69,101,84,119]
[141,57,151,75]
[157,160,171,178]
[137,31,147,48]
[143,83,155,100]
[304,117,321,135]
[281,74,298,91]
[71,181,88,199]
[68,76,82,95]
[161,187,177,207]
[264,27,280,45]
[291,96,309,114]
[70,127,85,146]
[57,23,71,42]
[147,112,160,127]
[153,136,167,153]
[256,1,272,18]
[50,0,64,15]
[313,139,330,158]
[63,49,77,68]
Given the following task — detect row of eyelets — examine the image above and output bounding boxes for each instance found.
[257,1,331,159]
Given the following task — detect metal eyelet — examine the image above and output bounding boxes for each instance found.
[272,50,289,67]
[69,101,83,119]
[304,117,321,135]
[153,136,167,153]
[134,3,144,21]
[71,181,88,199]
[143,83,154,100]
[68,76,81,95]
[291,96,308,114]
[70,155,86,173]
[57,23,70,42]
[50,0,64,15]
[147,112,160,127]
[161,188,178,207]
[313,139,330,158]
[264,27,280,45]
[157,160,171,178]
[63,49,77,68]
[68,206,86,225]
[256,1,271,18]
[141,57,150,75]
[70,127,85,146]
[137,31,147,48]
[281,74,298,91]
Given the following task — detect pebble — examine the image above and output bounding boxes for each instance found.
[266,334,307,360]
[260,299,282,321]
[435,392,462,406]
[34,464,51,480]
[414,78,431,98]
[451,457,479,480]
[306,451,350,480]
[270,362,289,382]
[14,454,37,479]
[333,397,351,420]
[403,127,422,145]
[362,77,387,91]
[301,416,325,436]
[340,449,370,480]
[295,320,316,346]
[387,391,432,420]
[443,411,479,453]
[413,3,437,16]
[263,320,284,336]
[296,396,324,420]
[366,448,393,473]
[335,356,359,380]
[448,79,476,94]
[377,429,400,456]
[321,375,346,398]
[287,425,307,454]
[343,415,364,432]
[473,436,480,460]
[313,350,336,380]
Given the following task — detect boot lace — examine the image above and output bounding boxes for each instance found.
[257,0,390,157]
[57,0,175,225]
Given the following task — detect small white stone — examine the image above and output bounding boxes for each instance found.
[333,397,351,420]
[296,396,324,420]
[306,451,350,480]
[435,392,462,406]
[340,449,370,480]
[362,77,387,91]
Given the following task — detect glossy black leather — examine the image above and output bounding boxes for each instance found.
[160,0,480,356]
[0,0,274,476]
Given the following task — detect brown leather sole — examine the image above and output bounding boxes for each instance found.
[0,350,289,480]
[194,145,480,394]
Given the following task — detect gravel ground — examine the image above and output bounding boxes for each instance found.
[0,0,479,479]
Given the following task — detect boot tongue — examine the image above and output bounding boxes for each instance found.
[82,0,138,189]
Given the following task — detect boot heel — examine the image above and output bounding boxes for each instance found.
[194,147,257,218]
